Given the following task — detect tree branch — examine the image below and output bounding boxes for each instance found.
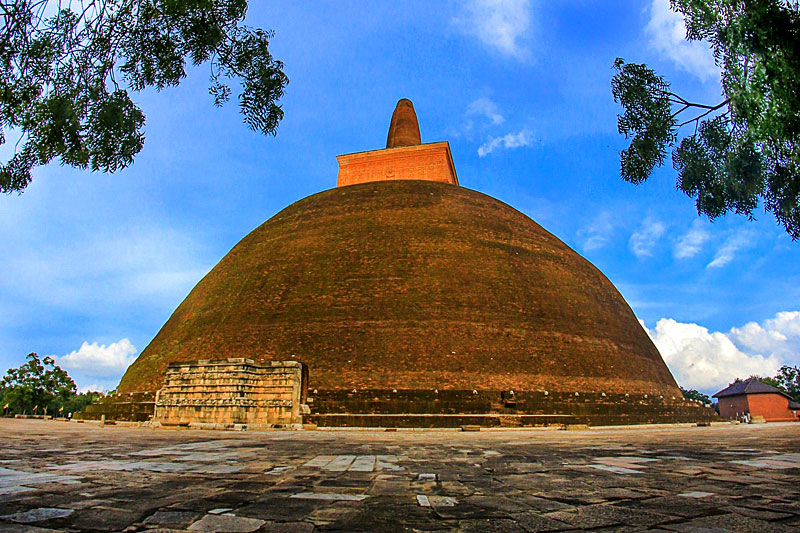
[676,99,730,128]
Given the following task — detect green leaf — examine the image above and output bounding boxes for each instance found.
[612,1,800,239]
[1,0,288,193]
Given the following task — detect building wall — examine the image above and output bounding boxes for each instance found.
[337,142,458,187]
[718,394,750,420]
[154,358,306,427]
[746,393,798,422]
[718,393,798,422]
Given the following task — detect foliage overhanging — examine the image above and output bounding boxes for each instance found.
[1,0,288,192]
[612,0,800,239]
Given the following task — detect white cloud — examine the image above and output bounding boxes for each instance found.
[728,322,787,355]
[729,311,800,359]
[57,339,137,379]
[642,318,782,392]
[706,232,752,269]
[447,97,507,140]
[645,0,718,81]
[578,211,615,252]
[629,217,666,258]
[77,383,111,394]
[764,311,800,337]
[674,219,710,259]
[466,97,505,126]
[477,128,534,156]
[454,0,533,60]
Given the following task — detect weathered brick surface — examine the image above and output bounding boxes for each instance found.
[336,142,458,187]
[305,390,718,426]
[718,394,751,420]
[386,98,422,148]
[74,392,155,422]
[153,359,306,427]
[119,181,682,405]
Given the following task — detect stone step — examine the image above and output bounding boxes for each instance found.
[306,413,583,428]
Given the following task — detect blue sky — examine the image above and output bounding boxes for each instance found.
[1,0,798,396]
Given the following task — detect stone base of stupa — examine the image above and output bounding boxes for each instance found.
[305,389,719,428]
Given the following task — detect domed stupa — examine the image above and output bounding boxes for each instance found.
[112,99,714,427]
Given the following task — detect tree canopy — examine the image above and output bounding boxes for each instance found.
[0,352,101,415]
[774,364,800,401]
[612,0,800,239]
[679,386,712,404]
[1,0,288,193]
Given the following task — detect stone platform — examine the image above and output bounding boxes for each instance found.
[154,359,308,428]
[1,418,799,532]
[73,391,155,422]
[306,389,718,428]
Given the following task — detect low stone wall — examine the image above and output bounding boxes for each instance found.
[154,359,307,428]
[306,389,719,427]
[74,392,156,422]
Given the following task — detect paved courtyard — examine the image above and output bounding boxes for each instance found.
[0,419,799,532]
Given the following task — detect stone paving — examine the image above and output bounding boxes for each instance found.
[0,419,798,532]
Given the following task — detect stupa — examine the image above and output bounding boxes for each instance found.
[105,99,715,427]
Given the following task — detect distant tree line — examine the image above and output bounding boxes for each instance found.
[680,386,712,405]
[0,353,104,417]
[680,364,799,414]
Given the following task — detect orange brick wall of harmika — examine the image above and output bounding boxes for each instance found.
[336,142,458,188]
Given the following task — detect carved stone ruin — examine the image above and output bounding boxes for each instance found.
[154,358,307,429]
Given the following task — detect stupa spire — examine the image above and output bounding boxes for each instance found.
[386,98,421,148]
[336,98,458,187]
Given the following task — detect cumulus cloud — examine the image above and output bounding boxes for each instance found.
[629,217,666,258]
[578,211,615,252]
[642,319,782,392]
[454,0,533,60]
[467,97,505,126]
[729,311,800,358]
[674,219,710,259]
[645,0,718,81]
[764,311,800,337]
[641,311,800,393]
[477,128,534,156]
[57,339,137,379]
[706,232,752,269]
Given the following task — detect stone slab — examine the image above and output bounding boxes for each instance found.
[289,492,368,501]
[323,455,356,472]
[1,418,799,532]
[0,508,74,523]
[187,514,266,532]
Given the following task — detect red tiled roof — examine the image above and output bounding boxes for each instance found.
[713,379,792,400]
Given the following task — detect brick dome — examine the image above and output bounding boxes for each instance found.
[118,180,680,398]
